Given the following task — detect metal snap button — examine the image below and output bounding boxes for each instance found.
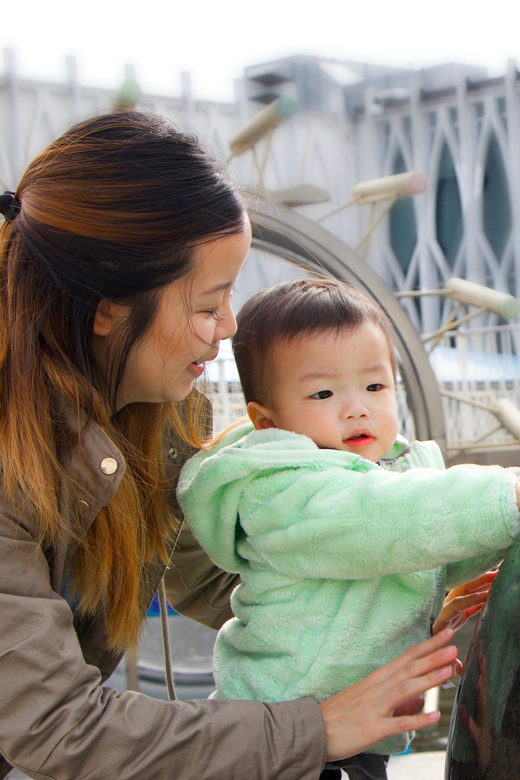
[100,457,118,475]
[167,447,179,460]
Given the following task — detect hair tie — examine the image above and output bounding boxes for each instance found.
[0,191,20,222]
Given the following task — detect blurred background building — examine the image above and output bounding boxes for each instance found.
[4,48,520,457]
[2,48,520,336]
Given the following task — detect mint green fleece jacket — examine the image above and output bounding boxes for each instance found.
[177,422,520,755]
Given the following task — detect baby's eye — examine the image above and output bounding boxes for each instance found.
[310,390,333,399]
[367,383,384,392]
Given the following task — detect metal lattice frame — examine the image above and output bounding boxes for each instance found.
[357,62,520,336]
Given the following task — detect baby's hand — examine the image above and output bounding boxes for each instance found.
[433,571,498,636]
[432,571,497,676]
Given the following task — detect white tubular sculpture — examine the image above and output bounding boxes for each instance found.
[352,171,428,203]
[492,399,520,441]
[443,278,520,320]
[112,78,142,112]
[228,97,298,158]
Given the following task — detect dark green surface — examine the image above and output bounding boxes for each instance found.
[446,538,520,778]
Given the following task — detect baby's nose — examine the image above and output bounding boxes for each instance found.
[344,402,369,419]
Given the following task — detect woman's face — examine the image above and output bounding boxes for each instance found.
[94,217,251,406]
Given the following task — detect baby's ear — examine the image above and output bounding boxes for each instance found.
[247,402,275,430]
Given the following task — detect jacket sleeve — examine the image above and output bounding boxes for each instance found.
[445,550,506,589]
[164,522,238,629]
[162,401,239,630]
[0,507,325,779]
[235,463,520,581]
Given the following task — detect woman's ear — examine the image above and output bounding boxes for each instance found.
[93,298,128,336]
[247,401,275,430]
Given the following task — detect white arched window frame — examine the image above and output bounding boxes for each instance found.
[425,108,466,329]
[472,96,514,309]
[382,116,418,291]
[378,116,424,329]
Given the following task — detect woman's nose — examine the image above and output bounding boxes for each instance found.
[216,305,237,342]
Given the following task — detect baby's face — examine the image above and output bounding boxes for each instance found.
[255,323,398,462]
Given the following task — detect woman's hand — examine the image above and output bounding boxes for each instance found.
[432,571,498,635]
[318,629,457,762]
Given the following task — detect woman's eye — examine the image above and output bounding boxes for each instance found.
[310,390,333,399]
[205,308,225,321]
[367,383,383,392]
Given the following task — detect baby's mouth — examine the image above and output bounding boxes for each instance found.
[344,433,375,447]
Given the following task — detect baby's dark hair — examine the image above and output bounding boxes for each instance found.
[233,278,397,405]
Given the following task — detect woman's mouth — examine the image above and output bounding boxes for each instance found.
[187,361,205,378]
[187,350,218,378]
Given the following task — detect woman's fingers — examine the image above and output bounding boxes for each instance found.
[393,695,425,717]
[373,628,457,684]
[318,630,457,761]
[382,659,456,716]
[386,707,442,737]
[453,657,464,676]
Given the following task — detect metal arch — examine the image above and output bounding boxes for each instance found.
[249,198,447,454]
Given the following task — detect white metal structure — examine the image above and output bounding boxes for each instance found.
[3,49,520,337]
[3,48,520,460]
[353,60,520,336]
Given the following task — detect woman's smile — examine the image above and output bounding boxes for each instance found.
[94,220,251,407]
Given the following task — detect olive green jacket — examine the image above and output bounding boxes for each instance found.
[0,412,325,779]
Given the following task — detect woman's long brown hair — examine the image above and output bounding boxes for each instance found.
[0,111,244,651]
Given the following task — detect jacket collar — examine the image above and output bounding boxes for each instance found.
[378,434,411,465]
[58,399,126,511]
[62,415,127,511]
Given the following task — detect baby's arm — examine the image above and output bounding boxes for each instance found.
[238,464,520,580]
[436,487,518,633]
[445,478,520,587]
[179,426,520,581]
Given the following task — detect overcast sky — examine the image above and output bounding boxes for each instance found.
[3,0,520,102]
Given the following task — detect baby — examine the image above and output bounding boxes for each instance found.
[178,278,520,780]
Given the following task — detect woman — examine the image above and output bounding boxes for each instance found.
[0,111,457,779]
